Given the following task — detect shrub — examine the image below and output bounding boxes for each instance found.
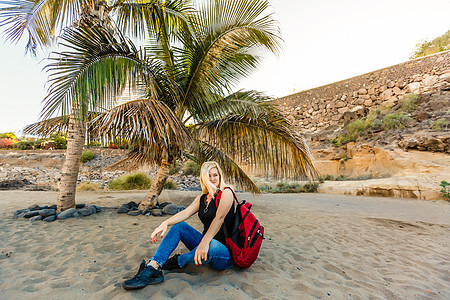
[321,174,335,181]
[80,150,95,163]
[0,132,17,139]
[0,138,16,149]
[87,141,101,147]
[111,138,129,149]
[430,118,448,131]
[320,174,374,181]
[183,161,201,176]
[169,161,182,175]
[15,140,34,150]
[258,184,271,192]
[302,182,319,193]
[51,132,68,149]
[332,119,369,146]
[164,179,177,190]
[77,181,100,191]
[259,181,319,193]
[398,94,419,113]
[345,120,366,139]
[331,138,342,147]
[382,113,412,130]
[108,173,152,190]
[440,181,450,199]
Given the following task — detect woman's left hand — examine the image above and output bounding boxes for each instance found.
[194,241,209,266]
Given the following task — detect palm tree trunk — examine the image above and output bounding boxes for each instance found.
[57,111,85,212]
[138,158,171,210]
[55,0,108,212]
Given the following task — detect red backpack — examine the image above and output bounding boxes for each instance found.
[218,188,264,268]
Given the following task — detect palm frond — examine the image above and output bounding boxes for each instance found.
[22,115,70,136]
[113,0,194,42]
[186,139,260,194]
[184,89,276,123]
[179,0,282,118]
[195,112,319,181]
[23,112,101,138]
[41,21,158,122]
[0,0,85,55]
[91,99,189,165]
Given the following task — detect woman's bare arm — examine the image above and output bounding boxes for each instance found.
[194,188,233,265]
[150,195,201,243]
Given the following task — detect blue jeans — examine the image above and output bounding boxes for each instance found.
[151,222,233,271]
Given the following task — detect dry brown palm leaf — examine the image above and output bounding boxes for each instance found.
[92,98,189,166]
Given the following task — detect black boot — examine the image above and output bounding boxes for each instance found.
[122,260,164,290]
[162,254,181,270]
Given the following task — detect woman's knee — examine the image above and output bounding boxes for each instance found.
[208,240,231,260]
[170,221,189,232]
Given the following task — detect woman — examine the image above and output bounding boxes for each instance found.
[122,161,235,290]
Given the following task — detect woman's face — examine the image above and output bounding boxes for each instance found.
[208,167,220,188]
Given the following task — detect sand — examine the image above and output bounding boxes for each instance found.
[0,190,449,299]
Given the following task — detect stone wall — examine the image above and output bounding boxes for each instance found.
[276,51,450,133]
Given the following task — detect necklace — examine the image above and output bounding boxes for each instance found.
[204,190,218,213]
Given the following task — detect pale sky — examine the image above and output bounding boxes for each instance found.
[1,0,449,135]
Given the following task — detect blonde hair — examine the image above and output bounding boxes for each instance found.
[199,161,228,196]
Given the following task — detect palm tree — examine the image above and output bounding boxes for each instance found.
[5,0,319,211]
[0,0,194,211]
[38,0,319,210]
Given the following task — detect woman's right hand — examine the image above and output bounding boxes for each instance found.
[150,221,168,243]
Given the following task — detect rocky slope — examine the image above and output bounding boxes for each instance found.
[0,149,200,191]
[306,88,449,200]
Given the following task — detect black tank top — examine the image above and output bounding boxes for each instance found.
[198,189,235,245]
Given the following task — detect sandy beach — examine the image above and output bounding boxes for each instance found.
[0,190,449,299]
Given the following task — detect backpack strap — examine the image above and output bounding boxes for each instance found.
[215,190,222,207]
[214,187,238,207]
[223,187,239,204]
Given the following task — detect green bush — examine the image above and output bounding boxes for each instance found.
[320,174,374,181]
[259,181,319,193]
[164,179,177,190]
[108,173,152,190]
[77,181,100,191]
[440,181,450,199]
[331,120,367,146]
[51,132,68,149]
[410,30,450,59]
[80,150,95,163]
[331,138,342,147]
[87,141,102,147]
[302,182,319,193]
[321,174,335,181]
[169,161,182,175]
[430,118,448,131]
[382,113,412,130]
[16,140,34,150]
[398,94,419,113]
[183,161,201,176]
